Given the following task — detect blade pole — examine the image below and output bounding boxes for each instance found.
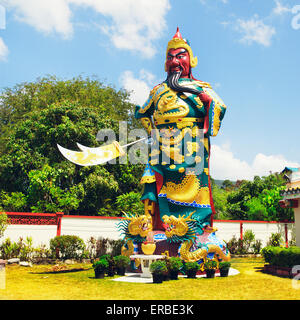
[121,137,147,148]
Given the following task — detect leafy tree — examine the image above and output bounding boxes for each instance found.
[0,76,145,216]
[211,182,229,219]
[115,191,144,216]
[226,173,293,221]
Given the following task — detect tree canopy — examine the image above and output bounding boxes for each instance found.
[212,174,293,222]
[0,76,144,215]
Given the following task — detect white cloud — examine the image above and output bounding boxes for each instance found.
[210,144,299,181]
[0,37,8,60]
[119,69,156,106]
[236,15,276,47]
[4,0,170,58]
[5,0,73,39]
[272,0,292,16]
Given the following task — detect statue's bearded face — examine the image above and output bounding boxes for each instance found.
[166,48,191,78]
[166,47,201,96]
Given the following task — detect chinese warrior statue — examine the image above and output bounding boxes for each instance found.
[119,28,230,268]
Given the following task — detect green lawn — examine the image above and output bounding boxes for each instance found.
[0,257,299,300]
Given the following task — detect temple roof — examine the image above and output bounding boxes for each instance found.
[280,167,300,199]
[281,186,300,197]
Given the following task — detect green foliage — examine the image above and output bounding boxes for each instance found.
[225,174,293,221]
[93,258,109,272]
[0,192,27,212]
[150,260,168,275]
[204,259,218,270]
[0,236,34,260]
[226,231,260,255]
[211,183,230,219]
[49,235,85,260]
[113,255,130,268]
[244,198,269,221]
[225,236,240,255]
[184,261,200,271]
[219,261,231,270]
[0,76,146,216]
[252,239,263,254]
[0,238,20,259]
[115,191,144,216]
[261,246,300,268]
[110,239,125,257]
[266,233,283,247]
[27,164,84,213]
[0,213,8,239]
[243,229,255,252]
[168,257,183,271]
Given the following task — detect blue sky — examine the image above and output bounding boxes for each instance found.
[0,0,299,180]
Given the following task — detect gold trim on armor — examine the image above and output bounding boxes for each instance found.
[154,117,204,126]
[140,176,156,184]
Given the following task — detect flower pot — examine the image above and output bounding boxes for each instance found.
[152,273,164,284]
[186,270,197,279]
[205,269,215,278]
[117,267,126,276]
[141,243,156,255]
[219,268,229,277]
[169,270,179,280]
[94,270,105,279]
[107,270,115,277]
[163,274,170,281]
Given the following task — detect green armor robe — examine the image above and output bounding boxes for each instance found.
[135,78,226,233]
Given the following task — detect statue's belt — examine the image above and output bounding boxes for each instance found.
[154,117,204,126]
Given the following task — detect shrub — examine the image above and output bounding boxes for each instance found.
[50,235,85,260]
[109,239,125,257]
[95,237,110,257]
[226,236,239,254]
[93,258,109,273]
[219,261,231,270]
[252,239,263,254]
[267,233,283,247]
[0,238,20,259]
[185,261,200,272]
[243,230,255,252]
[150,260,168,275]
[261,246,300,268]
[168,257,183,271]
[204,259,218,270]
[113,255,130,268]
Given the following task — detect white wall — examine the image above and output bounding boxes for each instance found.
[1,216,296,249]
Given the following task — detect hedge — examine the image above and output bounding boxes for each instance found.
[261,246,300,268]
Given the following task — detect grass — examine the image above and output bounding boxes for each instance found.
[0,257,300,300]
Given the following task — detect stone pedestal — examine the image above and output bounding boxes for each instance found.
[130,254,164,278]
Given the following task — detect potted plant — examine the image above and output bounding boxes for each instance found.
[219,261,231,277]
[185,261,200,278]
[168,257,183,280]
[204,259,218,278]
[100,254,115,277]
[93,258,109,279]
[150,260,168,283]
[113,255,130,276]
